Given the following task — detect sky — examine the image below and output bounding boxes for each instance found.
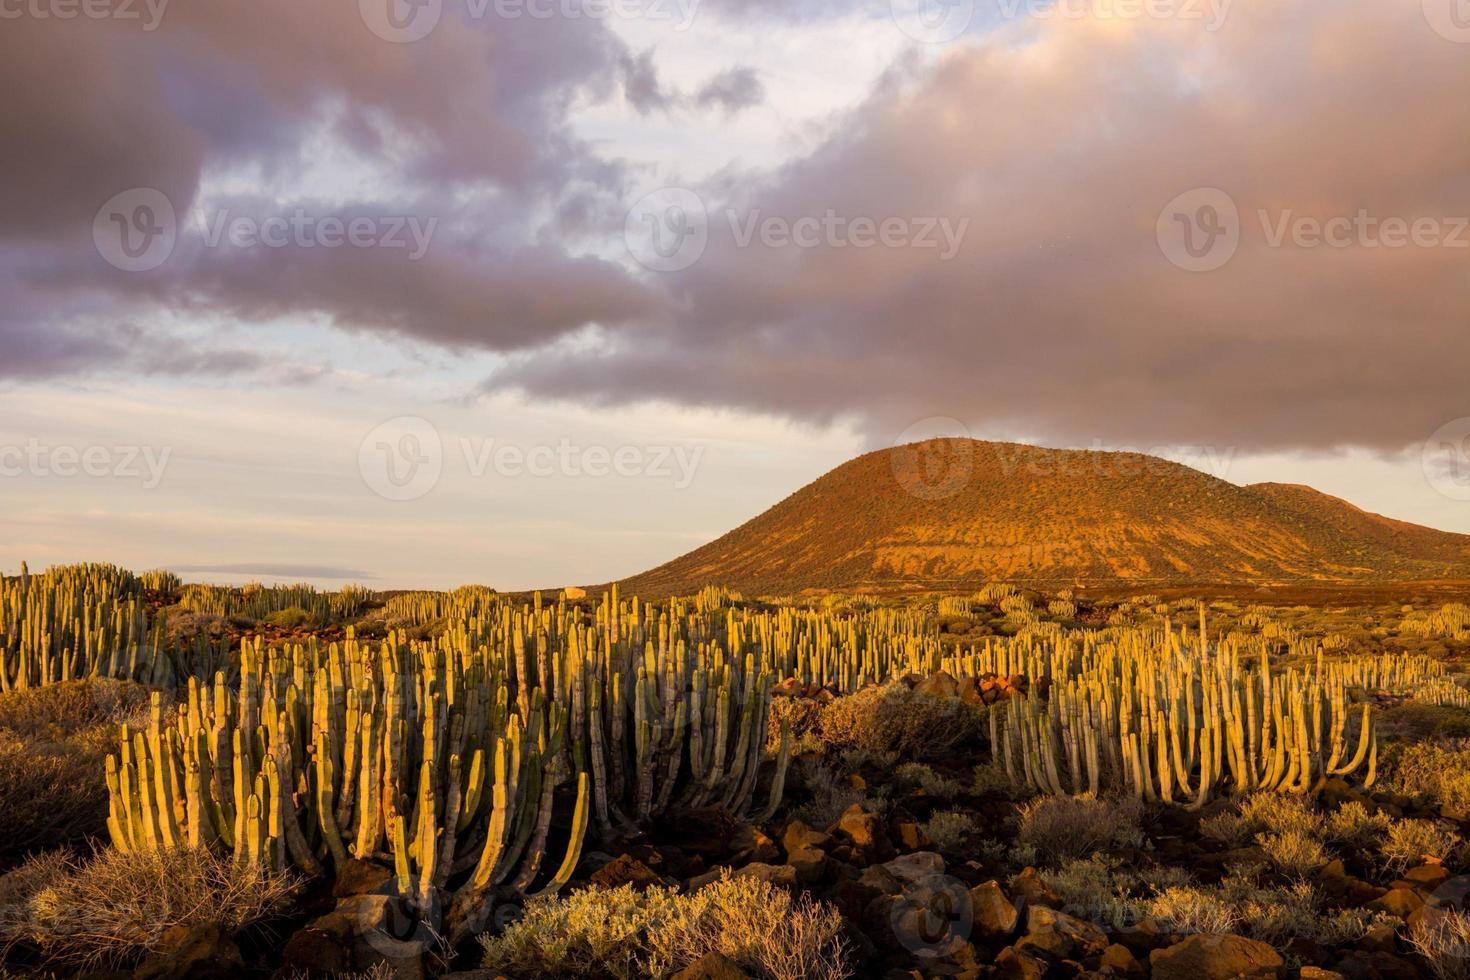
[2,0,1469,590]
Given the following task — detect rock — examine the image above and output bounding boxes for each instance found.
[1148,934,1284,979]
[857,864,904,896]
[134,925,245,980]
[333,858,395,898]
[281,924,354,976]
[687,862,797,890]
[1317,859,1387,906]
[1321,778,1367,810]
[1298,968,1346,980]
[1100,943,1143,976]
[787,845,829,883]
[970,880,1019,937]
[1009,867,1061,909]
[882,851,945,885]
[1355,922,1398,954]
[916,672,959,698]
[1111,918,1165,954]
[672,952,751,979]
[995,946,1047,980]
[835,803,889,854]
[1368,887,1425,919]
[730,824,780,864]
[563,586,587,599]
[590,853,666,891]
[1403,864,1452,890]
[895,821,933,851]
[1334,951,1421,980]
[1016,905,1108,959]
[782,820,832,854]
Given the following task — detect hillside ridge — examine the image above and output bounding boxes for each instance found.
[619,439,1470,596]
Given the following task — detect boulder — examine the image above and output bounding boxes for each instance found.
[687,862,797,891]
[1367,887,1424,919]
[881,851,945,885]
[730,824,780,864]
[786,845,829,883]
[333,858,395,898]
[782,820,832,854]
[590,853,666,891]
[969,880,1019,937]
[1099,942,1143,976]
[1015,905,1108,959]
[835,803,889,854]
[994,946,1047,980]
[134,925,245,980]
[1008,867,1061,909]
[1148,934,1284,979]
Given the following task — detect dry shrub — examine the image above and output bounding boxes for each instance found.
[1389,741,1470,814]
[0,680,159,858]
[0,734,110,856]
[1256,830,1330,879]
[921,810,979,856]
[1411,909,1470,980]
[766,698,827,755]
[791,759,888,829]
[0,846,298,968]
[892,763,964,799]
[817,683,983,760]
[1382,820,1462,872]
[1015,795,1144,864]
[1325,801,1393,847]
[479,876,849,980]
[0,679,153,738]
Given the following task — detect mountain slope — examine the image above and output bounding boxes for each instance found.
[620,440,1470,595]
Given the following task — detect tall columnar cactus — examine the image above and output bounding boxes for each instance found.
[989,609,1380,805]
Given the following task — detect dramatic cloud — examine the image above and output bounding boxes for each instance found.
[694,67,765,116]
[495,1,1470,453]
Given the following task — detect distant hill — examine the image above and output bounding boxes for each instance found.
[620,439,1470,596]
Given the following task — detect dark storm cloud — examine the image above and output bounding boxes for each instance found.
[0,1,651,376]
[493,2,1470,453]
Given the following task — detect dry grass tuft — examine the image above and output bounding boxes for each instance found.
[1015,795,1144,864]
[0,845,298,968]
[817,683,983,760]
[1411,909,1470,980]
[479,876,849,980]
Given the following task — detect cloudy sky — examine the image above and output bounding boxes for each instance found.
[2,0,1469,589]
